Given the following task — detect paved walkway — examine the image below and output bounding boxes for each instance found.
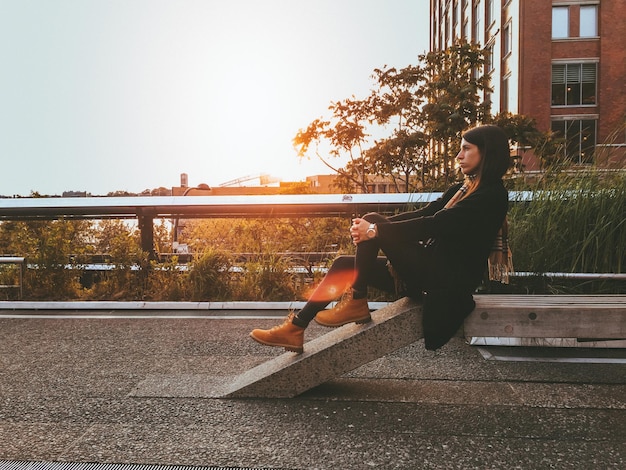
[0,310,625,469]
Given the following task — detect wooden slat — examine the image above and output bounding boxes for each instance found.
[465,295,626,339]
[474,294,624,306]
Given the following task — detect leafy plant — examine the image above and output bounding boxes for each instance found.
[234,255,299,301]
[188,248,233,301]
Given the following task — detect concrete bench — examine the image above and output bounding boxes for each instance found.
[130,294,626,399]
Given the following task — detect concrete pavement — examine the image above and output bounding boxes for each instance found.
[0,309,624,469]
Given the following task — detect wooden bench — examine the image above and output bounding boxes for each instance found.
[464,294,626,340]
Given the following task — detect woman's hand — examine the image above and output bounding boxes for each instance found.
[350,217,368,245]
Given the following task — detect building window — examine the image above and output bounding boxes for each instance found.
[486,0,495,26]
[552,6,569,39]
[473,1,482,44]
[552,63,597,106]
[462,0,470,40]
[463,17,469,40]
[503,21,512,56]
[485,43,495,73]
[551,119,597,164]
[484,88,492,110]
[580,5,598,37]
[501,76,509,113]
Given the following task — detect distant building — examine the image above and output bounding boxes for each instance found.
[62,191,87,197]
[306,174,416,194]
[429,0,625,169]
[305,174,338,193]
[172,174,408,196]
[172,182,303,196]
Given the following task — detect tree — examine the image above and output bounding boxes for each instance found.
[294,42,493,192]
[490,112,561,173]
[293,96,375,193]
[364,130,429,192]
[417,42,491,187]
[365,65,430,192]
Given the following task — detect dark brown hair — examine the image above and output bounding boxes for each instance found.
[462,125,511,184]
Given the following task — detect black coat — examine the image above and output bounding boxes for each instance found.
[376,181,508,349]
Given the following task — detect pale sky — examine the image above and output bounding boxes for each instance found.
[0,0,430,196]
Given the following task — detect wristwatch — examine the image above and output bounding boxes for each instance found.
[366,223,377,239]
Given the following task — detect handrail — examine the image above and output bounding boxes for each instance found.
[0,193,433,220]
[0,190,549,256]
[0,192,536,220]
[0,193,446,254]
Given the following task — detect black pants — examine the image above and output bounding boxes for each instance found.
[293,213,433,327]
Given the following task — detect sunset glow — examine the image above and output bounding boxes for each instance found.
[0,1,428,196]
[305,268,357,302]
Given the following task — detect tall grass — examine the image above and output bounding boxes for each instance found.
[234,255,299,301]
[509,169,625,277]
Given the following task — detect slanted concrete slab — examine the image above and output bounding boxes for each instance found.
[130,297,424,399]
[223,297,423,398]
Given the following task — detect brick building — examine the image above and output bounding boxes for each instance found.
[429,0,625,170]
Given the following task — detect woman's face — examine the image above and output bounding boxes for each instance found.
[456,138,482,176]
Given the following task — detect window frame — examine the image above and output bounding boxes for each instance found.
[473,0,483,44]
[503,20,512,57]
[501,74,510,113]
[551,62,598,107]
[579,4,599,38]
[485,42,495,73]
[551,118,597,164]
[552,5,569,39]
[486,0,495,27]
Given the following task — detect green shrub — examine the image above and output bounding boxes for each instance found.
[144,257,190,301]
[234,255,299,301]
[188,248,233,301]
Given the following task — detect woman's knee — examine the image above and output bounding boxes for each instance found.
[330,255,355,271]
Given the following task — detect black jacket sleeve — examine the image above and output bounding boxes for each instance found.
[377,183,507,247]
[387,185,462,222]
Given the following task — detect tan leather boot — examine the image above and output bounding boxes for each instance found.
[249,313,304,353]
[314,295,371,327]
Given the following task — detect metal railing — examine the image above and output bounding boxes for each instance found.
[0,193,445,220]
[0,256,25,299]
[1,192,622,285]
[0,193,446,254]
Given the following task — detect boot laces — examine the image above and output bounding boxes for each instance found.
[335,290,355,310]
[269,312,295,331]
